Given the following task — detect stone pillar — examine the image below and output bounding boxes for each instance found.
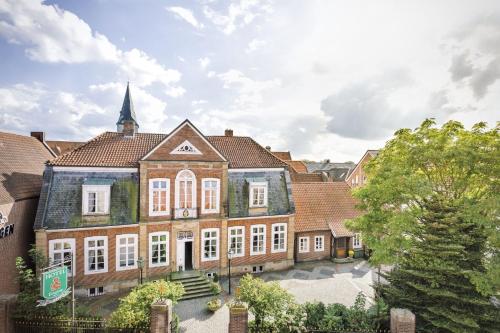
[150,300,172,333]
[228,306,248,333]
[0,295,16,333]
[139,223,148,279]
[390,308,415,333]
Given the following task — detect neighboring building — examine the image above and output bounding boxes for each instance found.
[34,85,296,296]
[346,150,379,188]
[292,182,364,261]
[0,131,55,294]
[305,160,356,181]
[46,140,85,156]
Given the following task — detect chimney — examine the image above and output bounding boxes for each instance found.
[265,146,271,151]
[225,129,233,137]
[31,131,45,143]
[122,120,136,137]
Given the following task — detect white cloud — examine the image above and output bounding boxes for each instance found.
[245,38,266,53]
[207,71,216,78]
[166,6,204,29]
[203,0,273,35]
[191,100,208,106]
[198,57,211,70]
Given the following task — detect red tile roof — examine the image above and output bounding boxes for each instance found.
[46,140,85,156]
[286,160,308,173]
[292,182,361,235]
[0,131,54,204]
[291,173,324,183]
[271,151,292,160]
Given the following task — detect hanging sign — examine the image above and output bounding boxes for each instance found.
[37,266,70,306]
[0,211,14,239]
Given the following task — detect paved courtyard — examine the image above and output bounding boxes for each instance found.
[176,260,379,333]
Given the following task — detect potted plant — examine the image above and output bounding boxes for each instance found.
[348,249,355,258]
[210,281,222,294]
[207,298,222,312]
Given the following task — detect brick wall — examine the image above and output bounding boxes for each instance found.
[296,230,332,262]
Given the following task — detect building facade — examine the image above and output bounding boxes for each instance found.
[346,150,379,188]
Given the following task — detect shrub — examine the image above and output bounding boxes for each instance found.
[212,273,219,283]
[210,281,222,294]
[108,280,184,328]
[303,302,325,330]
[207,298,222,312]
[348,249,355,258]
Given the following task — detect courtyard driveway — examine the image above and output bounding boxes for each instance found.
[176,260,378,333]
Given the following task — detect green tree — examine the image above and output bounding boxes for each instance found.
[347,120,500,332]
[108,280,184,328]
[237,274,305,332]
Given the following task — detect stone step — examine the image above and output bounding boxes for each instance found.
[182,279,210,287]
[184,286,212,295]
[180,290,215,301]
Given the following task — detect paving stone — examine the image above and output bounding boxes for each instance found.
[319,268,336,276]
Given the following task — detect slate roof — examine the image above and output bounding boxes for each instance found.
[0,131,54,204]
[116,83,139,128]
[292,182,361,236]
[271,151,292,161]
[207,136,287,169]
[305,161,356,173]
[46,140,84,156]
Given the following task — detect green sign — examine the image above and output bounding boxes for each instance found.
[41,266,68,300]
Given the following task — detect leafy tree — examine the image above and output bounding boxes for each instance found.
[237,274,305,332]
[347,120,500,332]
[108,280,184,328]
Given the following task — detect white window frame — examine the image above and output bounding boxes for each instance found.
[149,178,170,216]
[82,185,111,215]
[250,224,266,256]
[149,232,169,267]
[201,228,219,262]
[201,178,220,214]
[115,234,138,271]
[48,238,76,276]
[84,236,108,275]
[175,169,197,209]
[271,223,287,253]
[353,233,362,248]
[298,237,309,253]
[249,182,268,208]
[314,235,325,252]
[228,226,245,258]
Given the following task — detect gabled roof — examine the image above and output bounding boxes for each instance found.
[346,149,379,180]
[271,151,292,161]
[286,160,308,173]
[292,182,361,236]
[46,140,85,156]
[207,136,287,169]
[0,131,54,204]
[48,132,165,167]
[116,83,139,128]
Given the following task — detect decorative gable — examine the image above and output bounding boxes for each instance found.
[171,140,202,155]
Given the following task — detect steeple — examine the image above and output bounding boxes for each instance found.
[116,82,139,136]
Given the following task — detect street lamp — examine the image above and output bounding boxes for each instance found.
[137,256,144,285]
[228,248,235,295]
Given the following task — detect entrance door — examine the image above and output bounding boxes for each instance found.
[184,241,193,270]
[176,239,185,271]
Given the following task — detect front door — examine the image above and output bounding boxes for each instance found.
[176,239,185,271]
[176,231,194,271]
[184,241,193,270]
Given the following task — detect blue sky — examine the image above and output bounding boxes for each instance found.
[0,0,499,161]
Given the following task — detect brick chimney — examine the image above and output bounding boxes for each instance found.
[225,129,233,137]
[30,131,45,143]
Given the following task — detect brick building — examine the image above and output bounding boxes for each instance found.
[346,150,379,188]
[34,85,296,296]
[0,131,55,294]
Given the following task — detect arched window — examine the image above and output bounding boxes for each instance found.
[175,170,196,209]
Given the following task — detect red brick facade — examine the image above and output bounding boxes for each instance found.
[295,230,332,262]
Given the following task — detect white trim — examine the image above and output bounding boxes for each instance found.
[141,120,227,161]
[353,233,362,248]
[298,236,309,253]
[82,185,111,215]
[148,178,170,216]
[228,168,284,173]
[48,238,76,276]
[201,228,219,262]
[249,182,268,208]
[250,224,266,256]
[46,224,139,233]
[84,236,108,275]
[271,223,287,253]
[175,169,197,210]
[170,140,202,155]
[115,234,138,271]
[314,235,325,252]
[201,178,220,214]
[149,232,169,267]
[53,167,137,172]
[228,226,245,258]
[228,214,292,221]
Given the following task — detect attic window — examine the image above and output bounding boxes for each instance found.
[171,140,202,155]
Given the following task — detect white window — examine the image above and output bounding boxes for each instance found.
[82,185,110,215]
[271,223,287,253]
[175,170,196,209]
[49,238,76,276]
[170,140,202,155]
[201,178,220,214]
[299,237,309,253]
[116,234,138,271]
[201,228,219,261]
[249,182,268,208]
[84,236,108,275]
[228,226,245,257]
[88,286,104,297]
[354,175,359,186]
[149,179,170,216]
[353,233,362,248]
[149,232,169,267]
[314,235,325,252]
[250,224,266,255]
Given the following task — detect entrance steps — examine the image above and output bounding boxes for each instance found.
[170,270,216,300]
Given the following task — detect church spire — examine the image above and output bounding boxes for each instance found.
[116,82,139,136]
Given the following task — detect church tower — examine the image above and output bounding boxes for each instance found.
[116,82,139,136]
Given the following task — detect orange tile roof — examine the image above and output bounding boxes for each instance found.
[291,173,324,183]
[0,131,54,204]
[286,160,308,173]
[271,151,292,160]
[292,182,361,235]
[46,140,85,156]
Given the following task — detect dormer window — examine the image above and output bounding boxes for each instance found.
[249,182,268,208]
[171,140,202,155]
[82,181,112,215]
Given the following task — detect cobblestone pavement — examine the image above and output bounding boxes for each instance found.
[176,260,377,333]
